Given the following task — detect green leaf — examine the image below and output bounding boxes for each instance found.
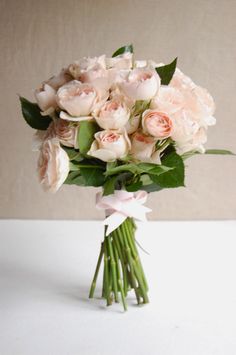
[132,100,150,116]
[105,162,172,176]
[78,120,99,155]
[69,162,80,171]
[64,171,85,186]
[182,149,235,160]
[112,44,134,57]
[80,167,105,187]
[150,151,185,188]
[155,58,177,85]
[141,183,163,193]
[19,96,52,130]
[103,176,117,196]
[138,163,173,175]
[126,180,143,192]
[61,146,82,161]
[139,174,163,193]
[205,149,235,155]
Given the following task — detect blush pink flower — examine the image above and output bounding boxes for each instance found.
[38,138,69,193]
[120,68,160,100]
[88,129,131,162]
[34,84,57,114]
[57,81,98,119]
[142,109,173,139]
[95,98,130,130]
[131,132,160,163]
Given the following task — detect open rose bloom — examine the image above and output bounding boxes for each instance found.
[20,45,233,311]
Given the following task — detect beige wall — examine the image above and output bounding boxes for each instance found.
[0,0,236,220]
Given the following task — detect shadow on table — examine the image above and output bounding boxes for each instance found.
[0,262,138,313]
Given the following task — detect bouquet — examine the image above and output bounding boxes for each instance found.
[20,44,233,311]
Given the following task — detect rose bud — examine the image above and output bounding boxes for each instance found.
[94,98,130,130]
[34,83,57,114]
[37,138,70,193]
[120,68,160,100]
[57,80,98,119]
[131,132,160,163]
[142,109,173,139]
[88,129,131,162]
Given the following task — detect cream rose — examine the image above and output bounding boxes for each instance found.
[151,86,184,114]
[106,52,133,70]
[68,55,106,79]
[170,68,216,127]
[68,56,110,92]
[142,109,173,139]
[125,115,140,134]
[120,68,160,100]
[94,98,130,130]
[34,83,57,114]
[174,126,207,154]
[57,81,98,119]
[53,119,78,147]
[131,132,160,163]
[38,138,70,193]
[46,68,72,91]
[88,129,131,162]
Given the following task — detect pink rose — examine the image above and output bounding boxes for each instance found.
[68,55,106,79]
[88,129,131,162]
[95,98,130,130]
[106,52,133,70]
[125,115,140,134]
[53,119,78,147]
[151,86,184,114]
[38,138,70,193]
[46,68,72,91]
[57,81,98,119]
[131,132,160,163]
[142,109,173,139]
[120,68,160,100]
[170,68,216,127]
[34,83,57,114]
[174,126,207,154]
[68,55,110,92]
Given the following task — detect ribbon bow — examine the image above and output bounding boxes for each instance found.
[96,190,152,236]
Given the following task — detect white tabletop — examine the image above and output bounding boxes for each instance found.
[0,220,236,355]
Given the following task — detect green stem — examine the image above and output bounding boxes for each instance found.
[89,242,104,298]
[126,218,149,292]
[119,223,141,304]
[112,230,129,296]
[89,217,149,309]
[107,235,119,303]
[113,244,127,311]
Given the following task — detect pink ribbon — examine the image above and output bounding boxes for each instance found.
[96,190,152,236]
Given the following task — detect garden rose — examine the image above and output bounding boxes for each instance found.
[38,138,70,192]
[88,129,131,162]
[106,52,133,70]
[46,68,72,91]
[125,115,140,134]
[131,132,160,162]
[53,119,78,147]
[68,55,106,79]
[57,81,98,118]
[34,83,57,114]
[120,68,160,100]
[94,98,130,129]
[151,86,184,114]
[142,109,173,139]
[174,126,208,154]
[170,68,216,127]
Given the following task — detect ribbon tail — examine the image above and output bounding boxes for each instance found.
[103,212,127,236]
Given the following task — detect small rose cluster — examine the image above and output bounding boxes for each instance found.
[25,47,216,192]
